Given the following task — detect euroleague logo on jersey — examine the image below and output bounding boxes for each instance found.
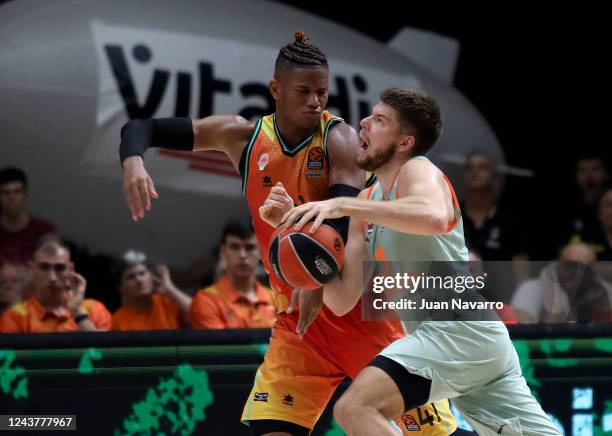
[307,147,324,170]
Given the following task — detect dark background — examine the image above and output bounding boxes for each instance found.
[278,2,610,258]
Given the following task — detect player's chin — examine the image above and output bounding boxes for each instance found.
[299,112,321,127]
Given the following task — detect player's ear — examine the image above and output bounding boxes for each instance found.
[269,79,281,101]
[398,134,415,153]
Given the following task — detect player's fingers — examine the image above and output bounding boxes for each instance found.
[138,179,151,214]
[123,185,137,221]
[137,180,150,218]
[294,209,316,231]
[262,199,286,211]
[129,183,144,221]
[310,214,326,233]
[287,288,300,313]
[267,193,291,204]
[147,176,159,201]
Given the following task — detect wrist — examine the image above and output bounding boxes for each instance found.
[73,312,89,323]
[70,307,87,318]
[337,197,350,216]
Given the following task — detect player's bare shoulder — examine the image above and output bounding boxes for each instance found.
[326,122,360,153]
[398,156,443,186]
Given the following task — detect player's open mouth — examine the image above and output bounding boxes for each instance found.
[360,142,368,150]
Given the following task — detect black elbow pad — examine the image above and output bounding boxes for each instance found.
[119,117,194,163]
[325,184,361,243]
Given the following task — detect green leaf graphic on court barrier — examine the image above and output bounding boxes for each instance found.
[512,340,541,400]
[0,350,28,400]
[78,348,103,374]
[115,364,214,436]
[324,419,345,436]
[540,339,578,368]
[594,338,612,353]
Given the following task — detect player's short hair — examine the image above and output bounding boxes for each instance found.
[221,220,255,244]
[0,167,28,191]
[275,31,328,74]
[380,88,442,156]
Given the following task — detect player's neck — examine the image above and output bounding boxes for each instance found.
[375,160,405,195]
[274,113,315,148]
[1,212,29,232]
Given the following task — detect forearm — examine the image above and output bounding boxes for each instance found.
[339,197,447,236]
[165,285,193,313]
[119,118,194,163]
[323,273,363,317]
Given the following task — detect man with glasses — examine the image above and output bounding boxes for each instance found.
[0,236,111,332]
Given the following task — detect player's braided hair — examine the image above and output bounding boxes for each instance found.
[275,31,328,72]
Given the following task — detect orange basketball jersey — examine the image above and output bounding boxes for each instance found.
[240,111,342,312]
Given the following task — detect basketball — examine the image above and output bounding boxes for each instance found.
[269,222,345,290]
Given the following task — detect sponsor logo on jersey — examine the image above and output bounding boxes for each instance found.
[254,392,268,402]
[305,171,324,178]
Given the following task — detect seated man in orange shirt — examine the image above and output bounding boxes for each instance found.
[1,235,111,332]
[191,221,275,329]
[112,250,192,331]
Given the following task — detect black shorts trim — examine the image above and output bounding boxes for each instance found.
[249,419,310,436]
[368,355,432,413]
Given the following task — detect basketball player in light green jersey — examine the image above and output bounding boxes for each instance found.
[281,88,561,435]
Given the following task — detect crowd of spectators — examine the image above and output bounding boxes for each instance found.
[1,154,611,333]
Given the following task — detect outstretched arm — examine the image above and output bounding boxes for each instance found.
[120,115,254,221]
[282,158,452,236]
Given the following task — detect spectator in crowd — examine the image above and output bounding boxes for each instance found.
[0,167,57,265]
[468,250,518,324]
[111,250,192,331]
[0,235,111,332]
[573,187,612,261]
[461,151,529,300]
[191,221,275,329]
[511,242,612,323]
[566,156,610,245]
[0,262,28,313]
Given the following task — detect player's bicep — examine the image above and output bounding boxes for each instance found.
[193,115,253,152]
[327,123,365,189]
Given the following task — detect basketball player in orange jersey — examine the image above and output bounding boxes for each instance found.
[120,32,467,436]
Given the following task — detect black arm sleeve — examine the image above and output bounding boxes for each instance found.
[325,184,361,243]
[119,117,194,163]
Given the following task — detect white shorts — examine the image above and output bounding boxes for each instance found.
[378,321,561,436]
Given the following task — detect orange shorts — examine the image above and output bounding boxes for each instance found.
[241,312,457,434]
